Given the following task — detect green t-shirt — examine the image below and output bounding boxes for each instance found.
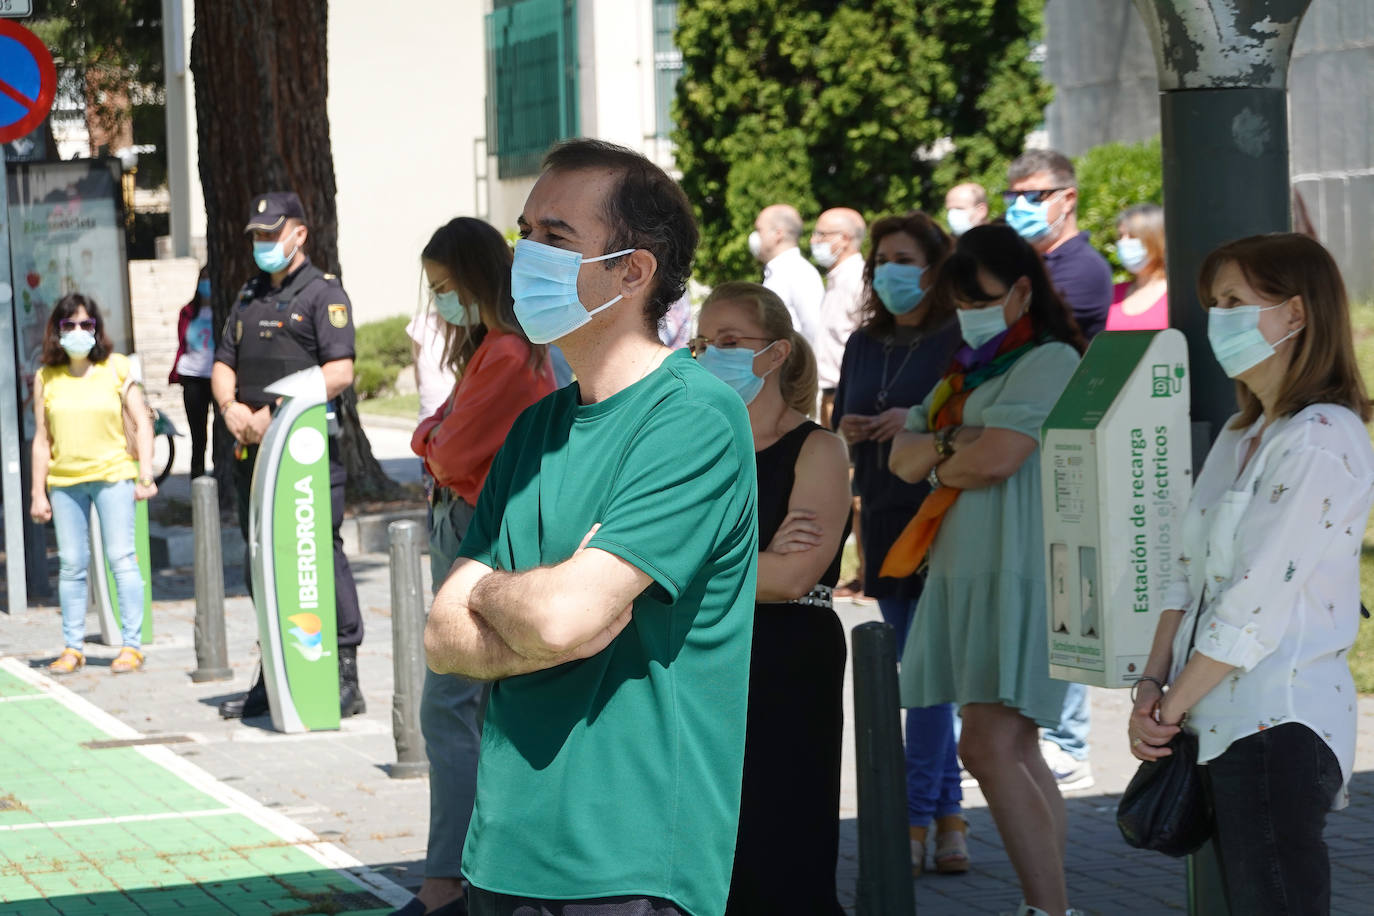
[458,350,758,916]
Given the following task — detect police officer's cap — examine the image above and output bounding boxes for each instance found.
[244,192,307,234]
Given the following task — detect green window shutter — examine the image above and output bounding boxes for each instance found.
[652,0,681,140]
[486,0,580,179]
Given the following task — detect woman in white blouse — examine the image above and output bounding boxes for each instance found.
[1129,233,1374,914]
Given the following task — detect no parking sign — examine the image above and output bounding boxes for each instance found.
[0,19,54,145]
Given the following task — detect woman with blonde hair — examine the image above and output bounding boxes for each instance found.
[1129,233,1373,914]
[1105,203,1168,331]
[693,282,850,913]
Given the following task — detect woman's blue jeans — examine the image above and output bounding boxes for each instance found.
[50,479,143,650]
[878,597,962,826]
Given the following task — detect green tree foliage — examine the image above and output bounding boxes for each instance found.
[30,1,165,154]
[1075,137,1164,273]
[675,0,1051,286]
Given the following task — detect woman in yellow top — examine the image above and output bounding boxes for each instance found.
[31,294,157,675]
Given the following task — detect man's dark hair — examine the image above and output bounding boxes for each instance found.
[42,293,115,366]
[1007,149,1077,189]
[543,139,698,330]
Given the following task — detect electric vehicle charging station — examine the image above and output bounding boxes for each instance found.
[1040,329,1193,688]
[91,353,153,646]
[249,366,340,733]
[89,499,153,645]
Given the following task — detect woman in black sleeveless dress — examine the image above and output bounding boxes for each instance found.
[695,282,852,914]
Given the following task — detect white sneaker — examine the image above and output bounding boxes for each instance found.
[959,765,979,789]
[1040,739,1095,792]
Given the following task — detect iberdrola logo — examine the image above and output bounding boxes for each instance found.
[287,613,324,662]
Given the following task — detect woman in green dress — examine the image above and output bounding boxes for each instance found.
[887,224,1085,916]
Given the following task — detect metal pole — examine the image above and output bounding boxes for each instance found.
[852,621,916,915]
[190,476,231,682]
[0,156,26,615]
[1133,3,1312,912]
[388,520,427,779]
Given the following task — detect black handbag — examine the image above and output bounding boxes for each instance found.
[1116,596,1214,857]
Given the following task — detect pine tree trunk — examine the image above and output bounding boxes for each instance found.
[189,0,400,503]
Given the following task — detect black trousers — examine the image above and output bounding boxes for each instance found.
[1204,722,1342,915]
[179,376,215,479]
[467,888,682,916]
[232,437,363,648]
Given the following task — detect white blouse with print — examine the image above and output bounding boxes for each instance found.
[1164,404,1374,808]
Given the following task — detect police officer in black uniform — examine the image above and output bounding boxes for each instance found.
[211,191,366,720]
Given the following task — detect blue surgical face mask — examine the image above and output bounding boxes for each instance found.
[434,290,477,327]
[1005,193,1064,243]
[1116,237,1148,274]
[511,239,636,344]
[60,328,96,359]
[872,262,927,315]
[253,230,301,273]
[1207,302,1303,378]
[197,278,211,300]
[697,341,777,405]
[956,294,1011,349]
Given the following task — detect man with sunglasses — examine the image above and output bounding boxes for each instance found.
[1004,149,1112,340]
[211,191,366,721]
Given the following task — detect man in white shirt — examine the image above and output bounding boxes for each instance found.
[751,204,823,344]
[944,182,989,237]
[810,207,867,425]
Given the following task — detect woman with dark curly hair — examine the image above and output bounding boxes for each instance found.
[32,293,156,676]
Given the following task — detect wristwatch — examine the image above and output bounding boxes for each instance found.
[138,475,154,487]
[934,425,960,457]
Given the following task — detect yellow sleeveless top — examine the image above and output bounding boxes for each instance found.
[40,353,137,487]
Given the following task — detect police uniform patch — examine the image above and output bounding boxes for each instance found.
[328,304,349,328]
[257,199,267,212]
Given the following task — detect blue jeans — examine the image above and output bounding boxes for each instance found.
[878,597,962,825]
[1044,682,1091,760]
[421,491,487,877]
[50,479,143,650]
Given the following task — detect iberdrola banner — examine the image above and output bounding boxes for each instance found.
[251,368,340,733]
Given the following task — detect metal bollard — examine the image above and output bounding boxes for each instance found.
[190,477,232,682]
[852,621,917,915]
[388,520,428,778]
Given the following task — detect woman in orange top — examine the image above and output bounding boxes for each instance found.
[397,217,555,916]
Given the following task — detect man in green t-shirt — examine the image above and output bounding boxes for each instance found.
[425,139,757,916]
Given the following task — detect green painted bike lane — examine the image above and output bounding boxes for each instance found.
[0,660,405,915]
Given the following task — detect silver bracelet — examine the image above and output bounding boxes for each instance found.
[927,463,943,490]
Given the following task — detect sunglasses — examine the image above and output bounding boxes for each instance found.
[59,319,96,332]
[688,334,772,357]
[1001,188,1066,206]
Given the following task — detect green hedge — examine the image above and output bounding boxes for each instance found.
[353,315,411,399]
[1074,137,1164,275]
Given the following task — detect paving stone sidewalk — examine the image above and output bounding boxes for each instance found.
[4,413,1374,914]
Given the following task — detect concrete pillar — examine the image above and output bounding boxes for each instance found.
[1133,6,1312,909]
[160,0,191,259]
[1133,0,1312,458]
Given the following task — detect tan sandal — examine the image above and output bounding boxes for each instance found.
[49,648,84,675]
[110,647,144,674]
[933,816,971,874]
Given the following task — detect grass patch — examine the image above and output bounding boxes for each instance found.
[1347,302,1374,691]
[356,392,420,421]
